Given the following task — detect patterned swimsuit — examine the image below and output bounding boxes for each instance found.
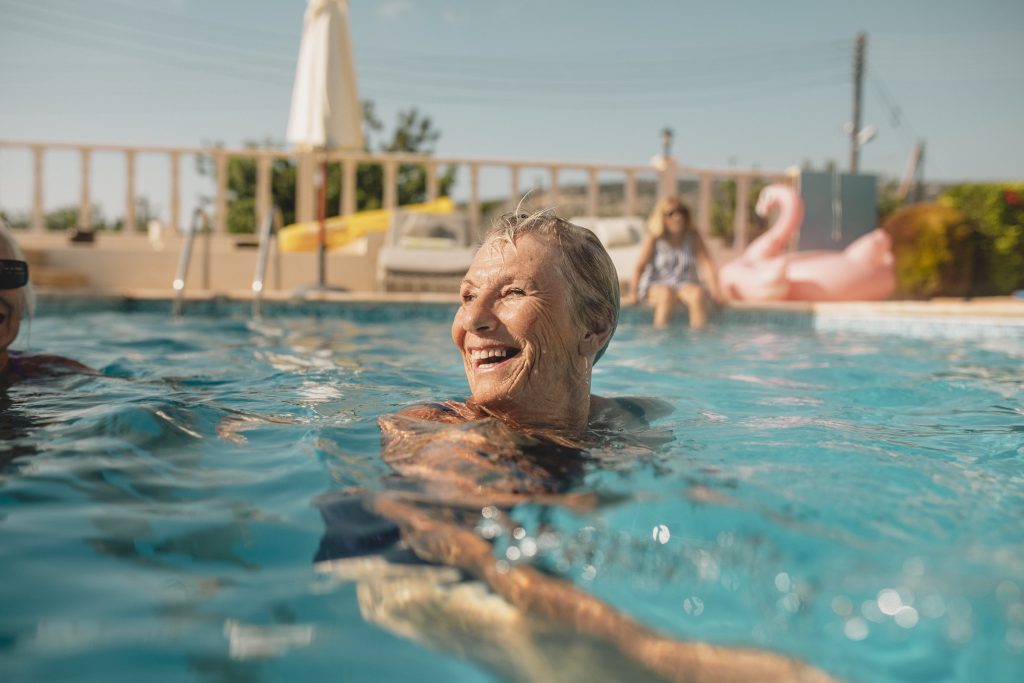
[637,232,701,301]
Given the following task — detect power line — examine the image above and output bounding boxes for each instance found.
[1,0,297,52]
[0,0,856,115]
[866,61,918,145]
[364,75,846,110]
[0,15,293,84]
[1,0,296,70]
[358,40,851,76]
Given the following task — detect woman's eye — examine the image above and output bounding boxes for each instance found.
[460,292,476,303]
[504,288,525,297]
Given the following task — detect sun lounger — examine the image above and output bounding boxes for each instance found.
[569,216,645,285]
[376,210,477,293]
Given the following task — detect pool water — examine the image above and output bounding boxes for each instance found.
[1,302,1021,682]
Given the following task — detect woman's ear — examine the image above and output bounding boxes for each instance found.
[579,320,612,358]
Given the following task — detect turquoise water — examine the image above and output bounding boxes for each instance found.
[1,301,1022,682]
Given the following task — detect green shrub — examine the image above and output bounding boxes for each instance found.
[940,183,1024,295]
[882,203,977,298]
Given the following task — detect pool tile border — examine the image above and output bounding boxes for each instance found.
[34,292,1024,341]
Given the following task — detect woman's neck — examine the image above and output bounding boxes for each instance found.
[663,227,689,245]
[471,383,593,439]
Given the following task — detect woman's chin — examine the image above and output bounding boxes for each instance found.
[470,386,523,417]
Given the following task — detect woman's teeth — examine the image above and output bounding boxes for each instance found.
[470,348,517,364]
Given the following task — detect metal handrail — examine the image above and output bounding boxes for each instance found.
[172,208,210,316]
[252,207,283,317]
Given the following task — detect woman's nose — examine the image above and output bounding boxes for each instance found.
[463,296,498,332]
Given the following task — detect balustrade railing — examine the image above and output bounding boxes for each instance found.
[0,138,791,251]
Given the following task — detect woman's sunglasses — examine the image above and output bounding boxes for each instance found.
[0,259,29,289]
[663,208,684,218]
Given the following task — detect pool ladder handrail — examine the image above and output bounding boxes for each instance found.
[252,207,283,317]
[172,208,211,316]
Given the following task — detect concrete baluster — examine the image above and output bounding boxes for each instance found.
[509,164,521,208]
[78,147,92,231]
[169,151,181,233]
[214,150,228,234]
[31,146,45,233]
[549,166,560,209]
[624,169,637,217]
[469,162,481,240]
[256,153,271,230]
[125,149,136,234]
[733,175,751,250]
[342,157,357,216]
[426,161,438,202]
[587,167,599,217]
[697,173,713,238]
[383,158,397,211]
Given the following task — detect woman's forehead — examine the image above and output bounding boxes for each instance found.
[468,234,561,281]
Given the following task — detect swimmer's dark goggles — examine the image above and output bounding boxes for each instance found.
[0,259,29,289]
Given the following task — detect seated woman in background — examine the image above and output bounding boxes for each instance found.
[625,197,723,329]
[0,223,91,384]
[338,211,835,683]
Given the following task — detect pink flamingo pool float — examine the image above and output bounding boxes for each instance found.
[719,184,895,302]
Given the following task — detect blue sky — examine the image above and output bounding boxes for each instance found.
[1,0,1021,221]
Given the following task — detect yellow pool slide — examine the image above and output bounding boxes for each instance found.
[278,197,455,252]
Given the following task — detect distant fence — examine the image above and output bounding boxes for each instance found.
[0,139,791,249]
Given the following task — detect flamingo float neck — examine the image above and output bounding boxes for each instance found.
[746,185,805,261]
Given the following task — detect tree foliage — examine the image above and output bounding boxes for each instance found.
[710,178,770,245]
[940,183,1024,295]
[200,102,457,234]
[883,203,977,298]
[882,183,1024,298]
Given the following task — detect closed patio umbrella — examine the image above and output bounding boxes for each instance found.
[287,0,364,290]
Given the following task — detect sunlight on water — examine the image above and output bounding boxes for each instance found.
[1,304,1021,683]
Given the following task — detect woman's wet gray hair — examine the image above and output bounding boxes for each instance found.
[483,210,620,363]
[0,220,36,319]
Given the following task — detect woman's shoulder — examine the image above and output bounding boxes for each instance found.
[382,400,475,425]
[589,395,674,428]
[4,351,95,381]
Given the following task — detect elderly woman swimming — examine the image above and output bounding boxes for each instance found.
[390,210,625,438]
[327,212,836,683]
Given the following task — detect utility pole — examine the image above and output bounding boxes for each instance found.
[849,32,866,174]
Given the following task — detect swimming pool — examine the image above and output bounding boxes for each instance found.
[2,300,1021,682]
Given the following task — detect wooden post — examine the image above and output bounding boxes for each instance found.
[31,146,45,233]
[78,147,92,230]
[214,150,228,234]
[125,150,137,233]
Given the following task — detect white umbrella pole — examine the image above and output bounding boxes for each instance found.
[317,158,328,287]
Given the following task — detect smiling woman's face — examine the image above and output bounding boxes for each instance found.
[452,233,588,417]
